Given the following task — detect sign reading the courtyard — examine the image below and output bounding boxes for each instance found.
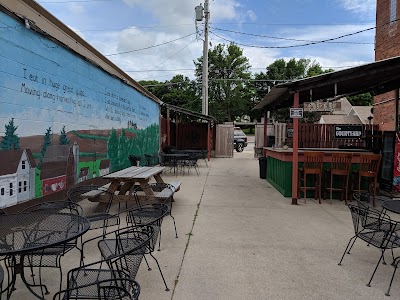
[334,125,363,139]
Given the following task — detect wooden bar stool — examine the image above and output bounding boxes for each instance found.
[351,153,381,207]
[324,152,352,205]
[298,151,324,204]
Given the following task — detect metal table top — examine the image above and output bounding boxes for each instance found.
[382,200,400,214]
[0,212,90,256]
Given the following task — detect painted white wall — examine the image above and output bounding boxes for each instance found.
[0,173,18,208]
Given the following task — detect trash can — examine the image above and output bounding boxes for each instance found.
[259,157,267,179]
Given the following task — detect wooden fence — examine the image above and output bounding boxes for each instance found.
[278,123,381,149]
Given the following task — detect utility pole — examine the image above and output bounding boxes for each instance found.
[202,0,209,115]
[195,1,209,115]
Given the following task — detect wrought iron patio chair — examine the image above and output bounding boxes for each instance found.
[183,153,200,176]
[126,203,171,291]
[67,185,120,234]
[54,278,140,300]
[144,154,158,166]
[128,155,141,167]
[338,204,400,288]
[17,201,82,297]
[54,225,151,300]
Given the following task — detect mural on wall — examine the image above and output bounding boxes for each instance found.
[0,12,159,207]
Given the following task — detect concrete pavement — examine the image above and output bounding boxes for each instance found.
[5,150,400,299]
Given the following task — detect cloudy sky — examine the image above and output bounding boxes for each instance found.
[37,0,376,83]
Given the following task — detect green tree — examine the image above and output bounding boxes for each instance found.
[195,43,252,122]
[38,127,52,169]
[256,59,334,122]
[1,118,20,150]
[59,125,69,145]
[347,93,373,106]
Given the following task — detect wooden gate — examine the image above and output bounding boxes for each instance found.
[215,124,234,157]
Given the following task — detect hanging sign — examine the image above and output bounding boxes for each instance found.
[334,125,363,139]
[303,101,341,112]
[290,108,303,118]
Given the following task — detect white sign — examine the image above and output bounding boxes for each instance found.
[290,108,303,118]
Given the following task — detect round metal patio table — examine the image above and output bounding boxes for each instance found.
[0,212,90,299]
[382,200,400,214]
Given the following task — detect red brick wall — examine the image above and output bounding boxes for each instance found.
[374,0,400,130]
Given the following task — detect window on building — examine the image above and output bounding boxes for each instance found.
[24,181,27,192]
[1,188,4,196]
[10,189,13,196]
[18,181,22,193]
[391,0,397,23]
[9,182,12,188]
[22,160,26,169]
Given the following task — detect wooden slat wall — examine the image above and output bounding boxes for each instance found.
[283,123,380,149]
[215,124,234,157]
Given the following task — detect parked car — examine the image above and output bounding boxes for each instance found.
[234,127,248,152]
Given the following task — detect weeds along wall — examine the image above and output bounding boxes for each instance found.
[0,9,160,207]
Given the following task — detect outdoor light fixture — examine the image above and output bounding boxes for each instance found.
[24,18,30,29]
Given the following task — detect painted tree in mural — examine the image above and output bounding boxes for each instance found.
[118,129,129,169]
[108,128,119,172]
[59,126,69,145]
[1,118,20,150]
[38,127,52,169]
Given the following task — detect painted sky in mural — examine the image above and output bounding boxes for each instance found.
[0,12,159,137]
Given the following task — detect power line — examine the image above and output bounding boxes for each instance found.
[77,24,194,32]
[211,27,373,45]
[136,37,198,80]
[104,32,197,56]
[210,25,375,49]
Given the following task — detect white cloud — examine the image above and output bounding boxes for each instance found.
[68,3,85,15]
[337,0,376,17]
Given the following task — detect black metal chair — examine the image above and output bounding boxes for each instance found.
[128,155,141,167]
[0,264,3,298]
[67,185,120,234]
[338,204,400,288]
[144,154,158,166]
[16,201,82,297]
[54,226,151,300]
[126,203,171,291]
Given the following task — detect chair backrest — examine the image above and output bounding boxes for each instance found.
[126,204,169,252]
[128,155,141,167]
[358,154,381,176]
[105,226,153,281]
[347,204,393,247]
[331,152,352,174]
[303,151,324,174]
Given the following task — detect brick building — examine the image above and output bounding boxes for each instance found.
[375,0,400,130]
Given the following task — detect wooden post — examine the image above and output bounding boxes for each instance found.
[292,92,299,205]
[263,110,268,156]
[167,108,170,146]
[176,114,179,148]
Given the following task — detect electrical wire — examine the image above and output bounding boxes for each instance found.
[104,32,197,56]
[210,27,374,45]
[136,37,198,80]
[39,0,113,3]
[210,26,375,49]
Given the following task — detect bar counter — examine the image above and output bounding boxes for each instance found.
[263,147,373,197]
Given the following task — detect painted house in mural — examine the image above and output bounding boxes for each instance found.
[0,1,162,207]
[40,145,73,196]
[0,149,36,207]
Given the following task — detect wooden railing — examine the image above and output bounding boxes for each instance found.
[278,123,381,149]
